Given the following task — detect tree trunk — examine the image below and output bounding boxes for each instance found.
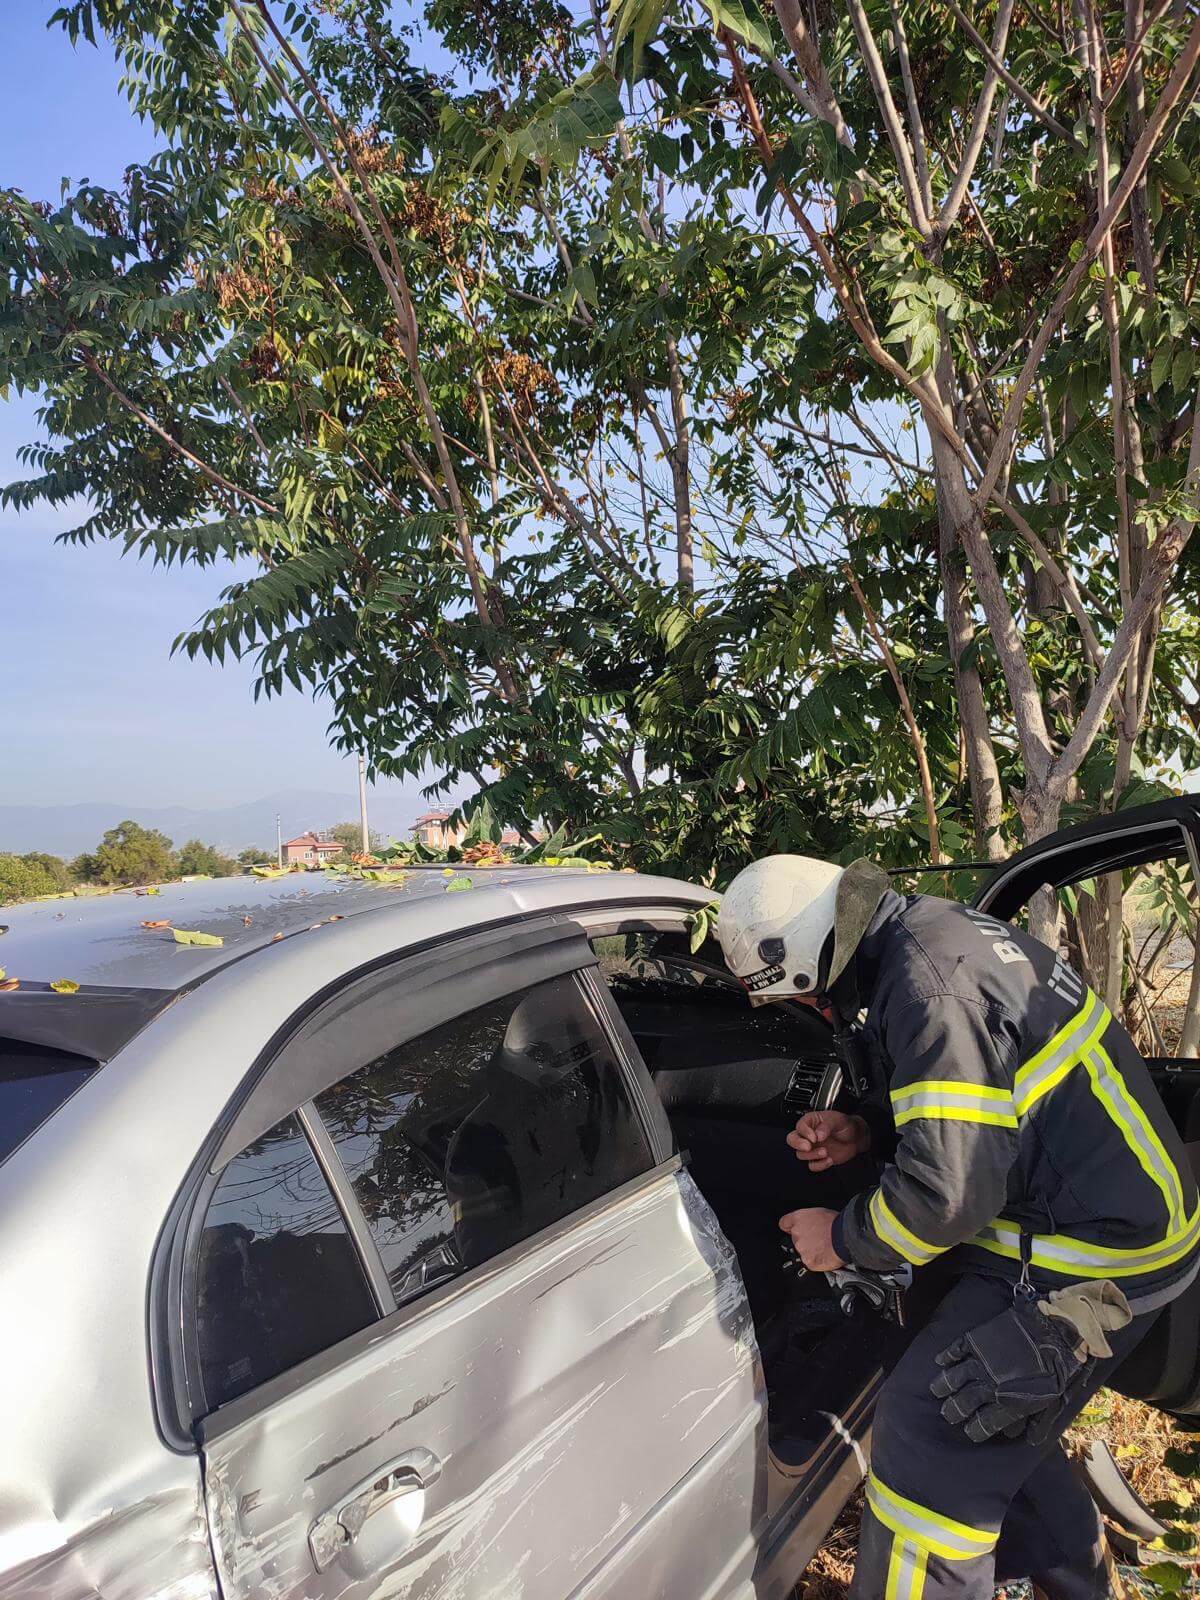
[932,438,1005,857]
[1016,786,1065,950]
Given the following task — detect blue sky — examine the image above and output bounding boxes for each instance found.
[0,12,437,815]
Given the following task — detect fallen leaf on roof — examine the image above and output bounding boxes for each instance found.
[134,886,161,896]
[243,916,253,925]
[50,979,80,994]
[0,979,19,991]
[172,929,224,947]
[0,926,8,936]
[0,969,5,980]
[328,914,344,921]
[445,875,474,893]
[251,866,286,878]
[272,932,285,942]
[141,919,172,929]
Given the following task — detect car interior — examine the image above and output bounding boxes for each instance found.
[592,927,901,1465]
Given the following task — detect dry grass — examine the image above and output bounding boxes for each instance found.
[792,1490,864,1599]
[789,1392,1194,1599]
[1068,1389,1187,1508]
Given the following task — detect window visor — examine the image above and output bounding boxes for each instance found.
[212,917,599,1171]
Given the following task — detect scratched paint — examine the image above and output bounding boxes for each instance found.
[201,1168,766,1599]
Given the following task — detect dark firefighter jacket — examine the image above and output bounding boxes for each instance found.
[830,890,1200,1308]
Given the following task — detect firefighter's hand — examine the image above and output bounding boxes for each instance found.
[787,1110,872,1172]
[779,1208,845,1272]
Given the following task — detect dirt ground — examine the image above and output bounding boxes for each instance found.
[790,1392,1195,1599]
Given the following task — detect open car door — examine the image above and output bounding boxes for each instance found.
[974,793,1200,1416]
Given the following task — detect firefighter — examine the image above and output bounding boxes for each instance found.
[718,855,1200,1600]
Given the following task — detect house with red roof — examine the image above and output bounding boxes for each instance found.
[282,832,343,867]
[411,810,466,851]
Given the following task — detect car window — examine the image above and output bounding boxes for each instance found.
[0,1040,96,1165]
[195,1114,377,1409]
[314,972,654,1303]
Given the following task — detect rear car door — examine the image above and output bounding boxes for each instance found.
[182,919,764,1599]
[975,795,1200,1414]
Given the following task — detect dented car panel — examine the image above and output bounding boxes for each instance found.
[0,868,856,1600]
[200,1168,763,1600]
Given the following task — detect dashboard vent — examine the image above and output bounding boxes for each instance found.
[783,1057,842,1118]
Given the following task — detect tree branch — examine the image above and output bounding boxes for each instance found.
[845,0,933,235]
[937,0,1017,238]
[83,354,279,515]
[888,0,934,216]
[770,0,856,151]
[934,0,1086,149]
[1050,409,1200,795]
[976,10,1200,507]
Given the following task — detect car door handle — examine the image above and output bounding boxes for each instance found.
[309,1447,442,1573]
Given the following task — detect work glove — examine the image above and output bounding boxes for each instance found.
[929,1282,1129,1447]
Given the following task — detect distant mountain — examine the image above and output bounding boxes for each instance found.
[0,785,459,858]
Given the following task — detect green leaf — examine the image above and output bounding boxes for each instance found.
[172,928,224,947]
[701,0,773,54]
[1159,154,1196,196]
[444,875,474,892]
[687,901,719,952]
[49,978,80,993]
[1140,1562,1186,1593]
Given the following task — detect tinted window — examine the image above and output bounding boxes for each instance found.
[196,1114,376,1409]
[0,1041,95,1165]
[314,973,653,1302]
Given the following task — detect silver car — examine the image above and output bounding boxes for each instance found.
[0,866,871,1600]
[3,807,1199,1600]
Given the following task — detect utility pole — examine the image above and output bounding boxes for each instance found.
[358,754,370,855]
[275,813,283,869]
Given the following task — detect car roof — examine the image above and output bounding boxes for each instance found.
[0,865,711,996]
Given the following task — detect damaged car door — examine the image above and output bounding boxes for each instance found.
[190,919,764,1599]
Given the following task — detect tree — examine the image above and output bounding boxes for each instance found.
[17,852,73,892]
[4,0,1200,939]
[328,822,367,857]
[177,838,237,876]
[237,845,273,866]
[0,852,73,905]
[87,821,176,886]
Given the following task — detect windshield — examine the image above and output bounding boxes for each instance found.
[0,1039,97,1165]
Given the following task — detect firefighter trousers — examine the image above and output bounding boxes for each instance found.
[849,1269,1158,1599]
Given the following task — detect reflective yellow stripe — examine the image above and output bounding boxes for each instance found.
[1083,1038,1188,1231]
[867,1472,996,1562]
[894,1104,1018,1129]
[972,1205,1200,1279]
[1008,985,1190,1242]
[891,1079,1018,1130]
[869,1190,944,1266]
[892,1080,1015,1103]
[885,1537,928,1600]
[1013,990,1106,1115]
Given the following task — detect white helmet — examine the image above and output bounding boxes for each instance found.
[718,854,889,1005]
